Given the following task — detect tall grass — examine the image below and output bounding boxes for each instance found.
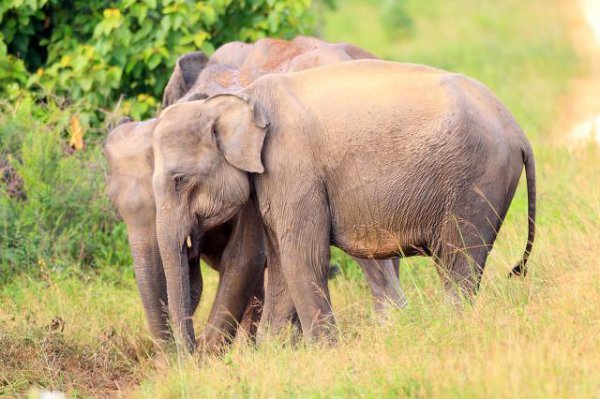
[1,0,598,397]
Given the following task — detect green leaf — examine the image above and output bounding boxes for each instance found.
[80,76,93,91]
[147,52,162,70]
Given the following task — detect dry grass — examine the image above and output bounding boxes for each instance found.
[129,145,600,398]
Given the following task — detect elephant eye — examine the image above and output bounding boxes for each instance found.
[173,173,188,187]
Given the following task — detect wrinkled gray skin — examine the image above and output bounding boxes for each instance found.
[105,118,265,350]
[163,37,406,314]
[152,60,536,344]
[105,37,405,351]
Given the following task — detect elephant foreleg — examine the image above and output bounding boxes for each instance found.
[260,187,336,343]
[256,236,299,344]
[199,200,266,353]
[189,257,203,314]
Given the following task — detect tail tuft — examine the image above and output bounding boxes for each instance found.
[508,262,527,278]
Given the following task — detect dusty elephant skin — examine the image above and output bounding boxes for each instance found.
[152,59,536,344]
[105,36,404,352]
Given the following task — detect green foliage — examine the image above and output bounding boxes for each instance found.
[0,0,317,119]
[0,97,131,284]
[380,0,413,38]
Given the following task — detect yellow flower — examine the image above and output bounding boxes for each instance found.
[103,8,121,18]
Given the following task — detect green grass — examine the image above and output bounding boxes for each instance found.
[1,0,598,397]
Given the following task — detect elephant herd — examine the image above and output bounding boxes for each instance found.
[104,36,536,352]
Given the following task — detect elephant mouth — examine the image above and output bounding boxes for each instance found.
[183,224,203,265]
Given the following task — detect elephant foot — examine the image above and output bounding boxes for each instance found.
[239,295,264,343]
[196,334,228,356]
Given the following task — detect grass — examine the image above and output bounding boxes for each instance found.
[1,0,598,397]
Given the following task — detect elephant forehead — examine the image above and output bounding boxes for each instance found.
[156,125,204,154]
[156,110,211,144]
[160,146,216,180]
[106,120,155,161]
[159,99,207,120]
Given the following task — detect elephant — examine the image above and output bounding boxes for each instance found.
[105,37,405,351]
[151,59,536,345]
[162,36,407,313]
[105,117,265,350]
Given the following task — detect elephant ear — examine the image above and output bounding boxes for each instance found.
[106,115,133,132]
[209,94,269,174]
[162,52,209,108]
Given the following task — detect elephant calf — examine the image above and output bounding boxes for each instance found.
[152,60,536,345]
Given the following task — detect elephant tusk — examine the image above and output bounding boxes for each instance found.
[186,236,192,248]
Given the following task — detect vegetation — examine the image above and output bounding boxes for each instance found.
[1,0,317,119]
[0,96,129,285]
[1,0,598,397]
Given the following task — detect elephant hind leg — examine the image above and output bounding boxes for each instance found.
[354,257,407,312]
[432,214,500,307]
[239,268,265,342]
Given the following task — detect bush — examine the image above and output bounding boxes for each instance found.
[0,96,131,284]
[1,0,319,119]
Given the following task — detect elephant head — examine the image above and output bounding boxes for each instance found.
[152,94,268,348]
[105,117,203,343]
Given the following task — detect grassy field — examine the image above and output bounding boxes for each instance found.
[2,0,599,397]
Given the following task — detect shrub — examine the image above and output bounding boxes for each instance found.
[1,0,319,119]
[0,96,130,284]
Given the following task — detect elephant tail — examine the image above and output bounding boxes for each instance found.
[509,143,536,278]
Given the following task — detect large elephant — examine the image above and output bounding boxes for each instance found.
[152,60,536,344]
[105,37,405,351]
[162,37,406,313]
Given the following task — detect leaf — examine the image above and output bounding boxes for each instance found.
[193,31,210,47]
[147,52,162,70]
[68,115,84,151]
[79,74,93,91]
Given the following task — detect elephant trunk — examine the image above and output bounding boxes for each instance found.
[128,226,170,341]
[155,211,196,351]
